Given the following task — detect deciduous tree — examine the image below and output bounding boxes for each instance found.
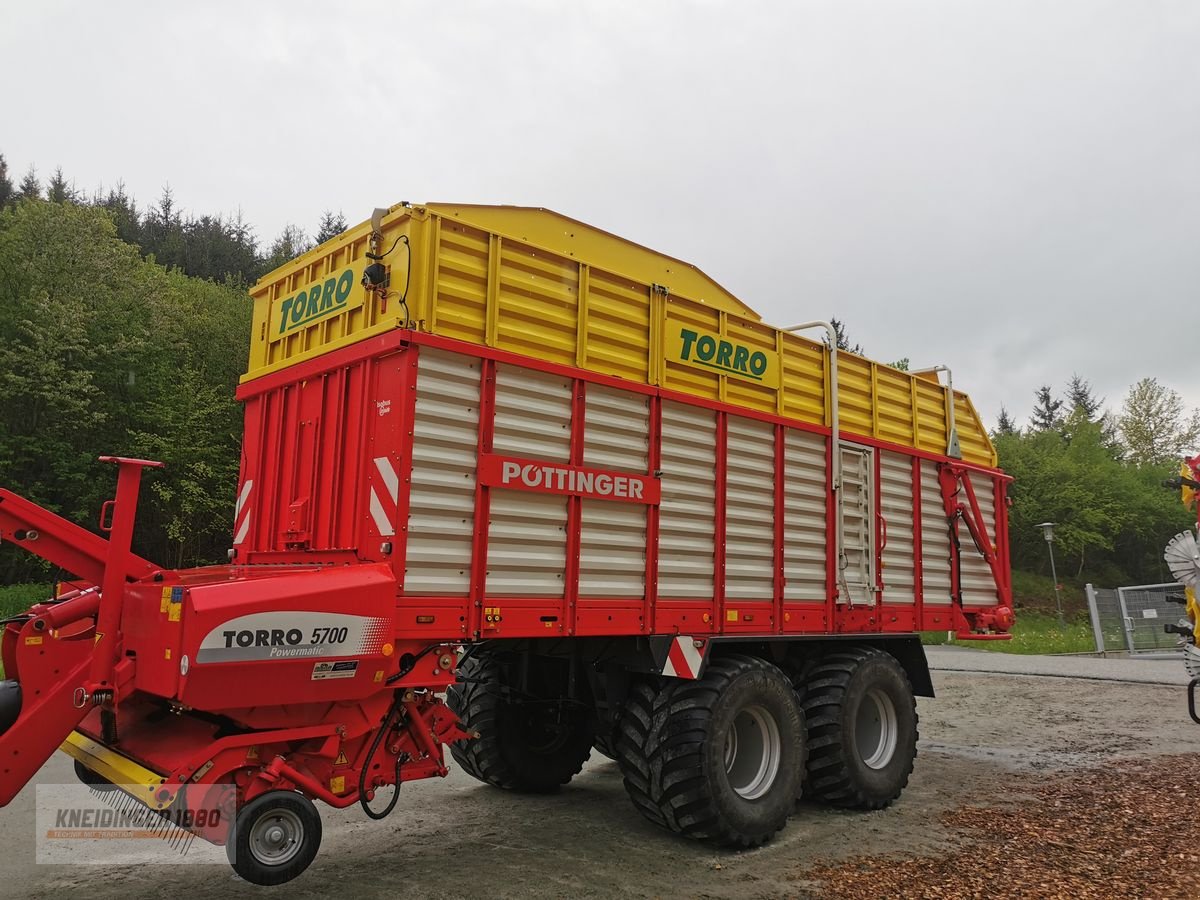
[1117,378,1200,467]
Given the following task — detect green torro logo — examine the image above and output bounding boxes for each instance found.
[276,267,358,335]
[678,328,770,380]
[667,320,780,388]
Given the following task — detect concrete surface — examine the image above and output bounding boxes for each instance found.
[926,645,1192,685]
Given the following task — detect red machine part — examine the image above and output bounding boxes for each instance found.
[937,462,1014,639]
[0,455,474,816]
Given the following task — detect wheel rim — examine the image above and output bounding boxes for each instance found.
[723,704,782,800]
[855,688,899,769]
[248,808,304,867]
[518,704,572,755]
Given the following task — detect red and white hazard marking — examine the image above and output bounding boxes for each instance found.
[369,456,399,537]
[662,635,705,679]
[233,480,253,545]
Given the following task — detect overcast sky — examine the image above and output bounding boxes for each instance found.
[3,1,1197,426]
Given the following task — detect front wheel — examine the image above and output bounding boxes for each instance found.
[446,652,594,792]
[227,791,322,886]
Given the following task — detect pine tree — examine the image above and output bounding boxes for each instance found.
[829,317,863,354]
[16,166,40,201]
[0,155,12,209]
[263,224,310,272]
[45,166,78,203]
[141,186,185,269]
[98,181,141,245]
[996,406,1017,436]
[1066,374,1102,421]
[314,210,347,244]
[1030,385,1063,431]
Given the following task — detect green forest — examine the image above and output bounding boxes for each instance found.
[0,155,1195,608]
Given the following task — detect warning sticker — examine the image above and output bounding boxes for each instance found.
[311,660,359,681]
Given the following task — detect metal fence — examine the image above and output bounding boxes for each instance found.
[1085,582,1188,655]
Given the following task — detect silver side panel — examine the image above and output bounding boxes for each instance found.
[725,415,775,600]
[580,385,649,598]
[658,400,716,599]
[488,362,570,596]
[959,470,1000,606]
[487,491,568,597]
[783,429,827,601]
[879,451,916,604]
[492,363,572,460]
[406,348,480,595]
[920,460,953,605]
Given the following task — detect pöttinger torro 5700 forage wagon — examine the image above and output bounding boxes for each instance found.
[0,203,1014,884]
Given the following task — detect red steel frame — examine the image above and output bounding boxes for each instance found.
[233,329,1013,644]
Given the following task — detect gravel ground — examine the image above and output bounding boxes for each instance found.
[2,652,1198,899]
[805,755,1200,899]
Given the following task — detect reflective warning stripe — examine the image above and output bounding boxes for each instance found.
[662,636,705,679]
[369,457,398,537]
[369,488,394,536]
[233,480,253,545]
[374,456,399,504]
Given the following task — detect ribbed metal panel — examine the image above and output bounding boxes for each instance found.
[406,348,480,595]
[920,460,953,605]
[582,385,649,470]
[658,400,716,599]
[725,415,775,600]
[488,362,571,596]
[840,445,875,605]
[579,499,646,597]
[492,363,572,461]
[879,451,916,604]
[496,240,579,367]
[959,470,1000,606]
[487,491,567,597]
[580,385,649,598]
[783,429,827,601]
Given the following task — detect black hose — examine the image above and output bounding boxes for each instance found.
[358,695,404,820]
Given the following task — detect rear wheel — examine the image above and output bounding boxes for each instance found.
[801,645,918,809]
[615,655,805,847]
[446,652,594,792]
[226,791,322,886]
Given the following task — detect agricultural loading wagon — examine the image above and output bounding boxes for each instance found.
[0,204,1014,884]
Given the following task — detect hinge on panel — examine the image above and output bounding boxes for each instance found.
[651,283,670,297]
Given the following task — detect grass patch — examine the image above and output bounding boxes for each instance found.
[0,583,47,619]
[922,611,1097,655]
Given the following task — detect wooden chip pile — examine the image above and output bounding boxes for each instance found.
[807,754,1200,899]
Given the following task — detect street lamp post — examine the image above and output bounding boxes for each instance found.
[1035,522,1065,625]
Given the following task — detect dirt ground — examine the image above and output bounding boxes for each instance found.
[3,666,1199,899]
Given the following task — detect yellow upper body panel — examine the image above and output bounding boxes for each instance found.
[246,203,997,468]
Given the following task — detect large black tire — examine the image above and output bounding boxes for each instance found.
[226,791,322,886]
[801,645,918,809]
[446,652,594,792]
[615,655,806,848]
